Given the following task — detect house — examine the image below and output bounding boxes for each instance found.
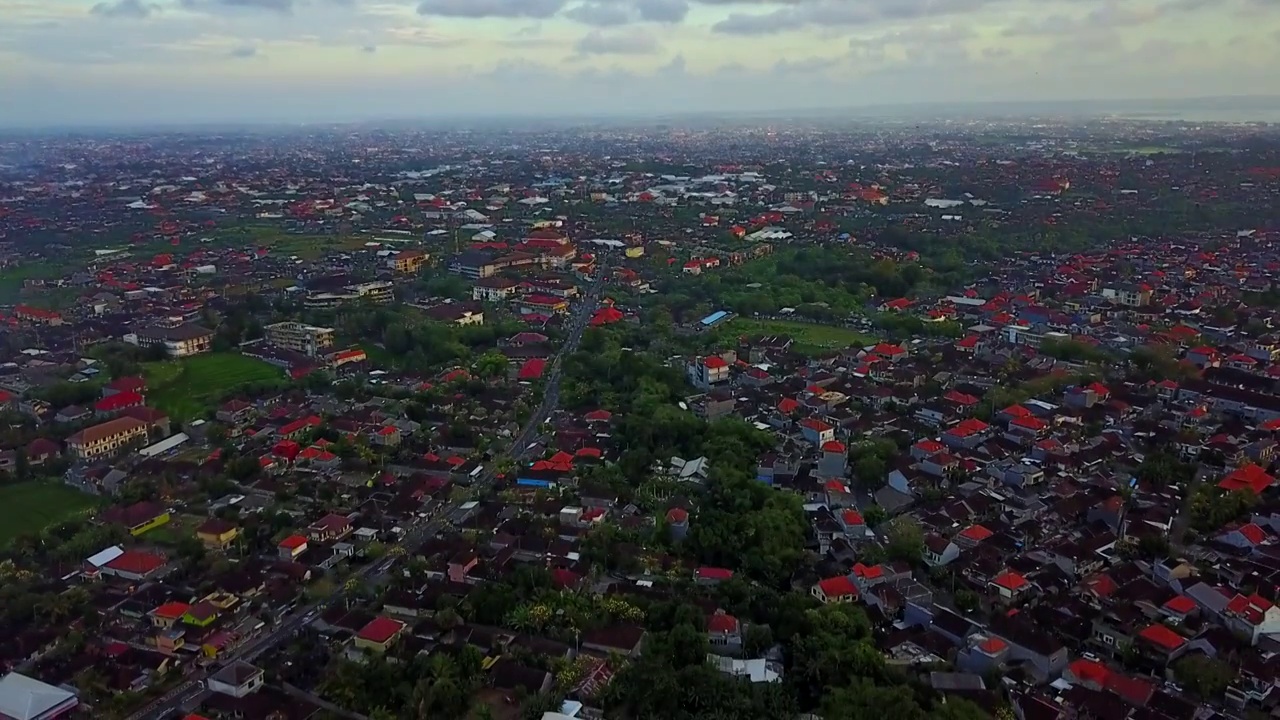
[706,611,743,655]
[94,391,144,416]
[812,576,859,604]
[989,570,1032,603]
[132,323,214,358]
[581,625,646,657]
[25,438,60,466]
[0,672,78,720]
[799,418,835,447]
[150,602,190,629]
[216,400,255,426]
[695,567,734,585]
[689,355,731,389]
[354,616,406,653]
[66,416,149,460]
[278,535,308,560]
[708,656,782,684]
[924,535,960,567]
[207,662,264,698]
[1221,593,1280,645]
[101,549,168,580]
[101,501,170,536]
[307,514,352,542]
[196,518,239,550]
[14,305,64,326]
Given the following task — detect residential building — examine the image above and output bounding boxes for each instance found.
[355,616,406,653]
[101,501,170,536]
[66,416,149,460]
[264,321,335,357]
[207,662,264,699]
[13,305,64,326]
[196,518,239,550]
[132,323,214,358]
[0,672,78,720]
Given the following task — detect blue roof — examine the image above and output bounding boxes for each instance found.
[517,478,552,488]
[701,310,729,326]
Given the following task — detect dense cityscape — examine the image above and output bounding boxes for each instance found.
[0,117,1279,720]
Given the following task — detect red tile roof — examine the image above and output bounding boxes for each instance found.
[817,576,858,598]
[992,571,1029,592]
[106,550,166,576]
[1137,623,1185,651]
[357,616,406,644]
[958,524,993,542]
[152,601,191,619]
[1162,595,1196,615]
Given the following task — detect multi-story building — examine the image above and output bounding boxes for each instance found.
[472,276,520,302]
[132,323,214,358]
[304,281,393,309]
[264,321,335,357]
[14,304,64,326]
[67,416,149,460]
[387,250,429,274]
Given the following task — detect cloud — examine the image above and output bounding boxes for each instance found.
[228,44,259,57]
[90,0,157,19]
[637,0,689,22]
[361,44,377,52]
[564,2,632,26]
[713,0,997,35]
[416,0,567,18]
[574,29,659,54]
[181,0,293,12]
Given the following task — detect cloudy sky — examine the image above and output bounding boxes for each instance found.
[3,0,1279,127]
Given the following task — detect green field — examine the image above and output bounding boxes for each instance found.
[0,262,74,304]
[727,318,876,355]
[0,482,100,547]
[144,352,283,421]
[207,225,371,260]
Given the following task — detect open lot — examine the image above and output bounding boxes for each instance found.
[728,318,875,355]
[206,224,370,260]
[144,352,282,421]
[0,482,100,547]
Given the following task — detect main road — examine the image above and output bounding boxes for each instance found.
[131,260,610,720]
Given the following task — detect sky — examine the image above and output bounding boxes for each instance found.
[3,0,1280,127]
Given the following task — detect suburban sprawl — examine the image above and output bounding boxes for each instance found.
[2,118,1280,720]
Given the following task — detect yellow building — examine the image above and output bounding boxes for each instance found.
[196,518,240,550]
[355,616,406,653]
[67,416,149,460]
[388,250,429,274]
[625,246,645,259]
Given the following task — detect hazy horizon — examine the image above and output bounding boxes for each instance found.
[5,0,1280,128]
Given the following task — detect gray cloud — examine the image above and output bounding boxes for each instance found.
[90,0,157,19]
[181,0,293,12]
[228,44,259,57]
[574,29,659,54]
[564,2,632,26]
[417,0,567,18]
[713,0,1001,35]
[361,44,377,52]
[637,0,689,22]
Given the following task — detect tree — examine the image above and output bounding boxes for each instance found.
[1173,654,1235,699]
[854,455,887,491]
[884,516,925,563]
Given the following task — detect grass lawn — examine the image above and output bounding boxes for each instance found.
[0,482,101,547]
[137,513,201,547]
[0,262,74,304]
[728,318,876,355]
[207,224,369,260]
[144,352,283,421]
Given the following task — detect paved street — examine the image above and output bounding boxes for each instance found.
[132,260,610,720]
